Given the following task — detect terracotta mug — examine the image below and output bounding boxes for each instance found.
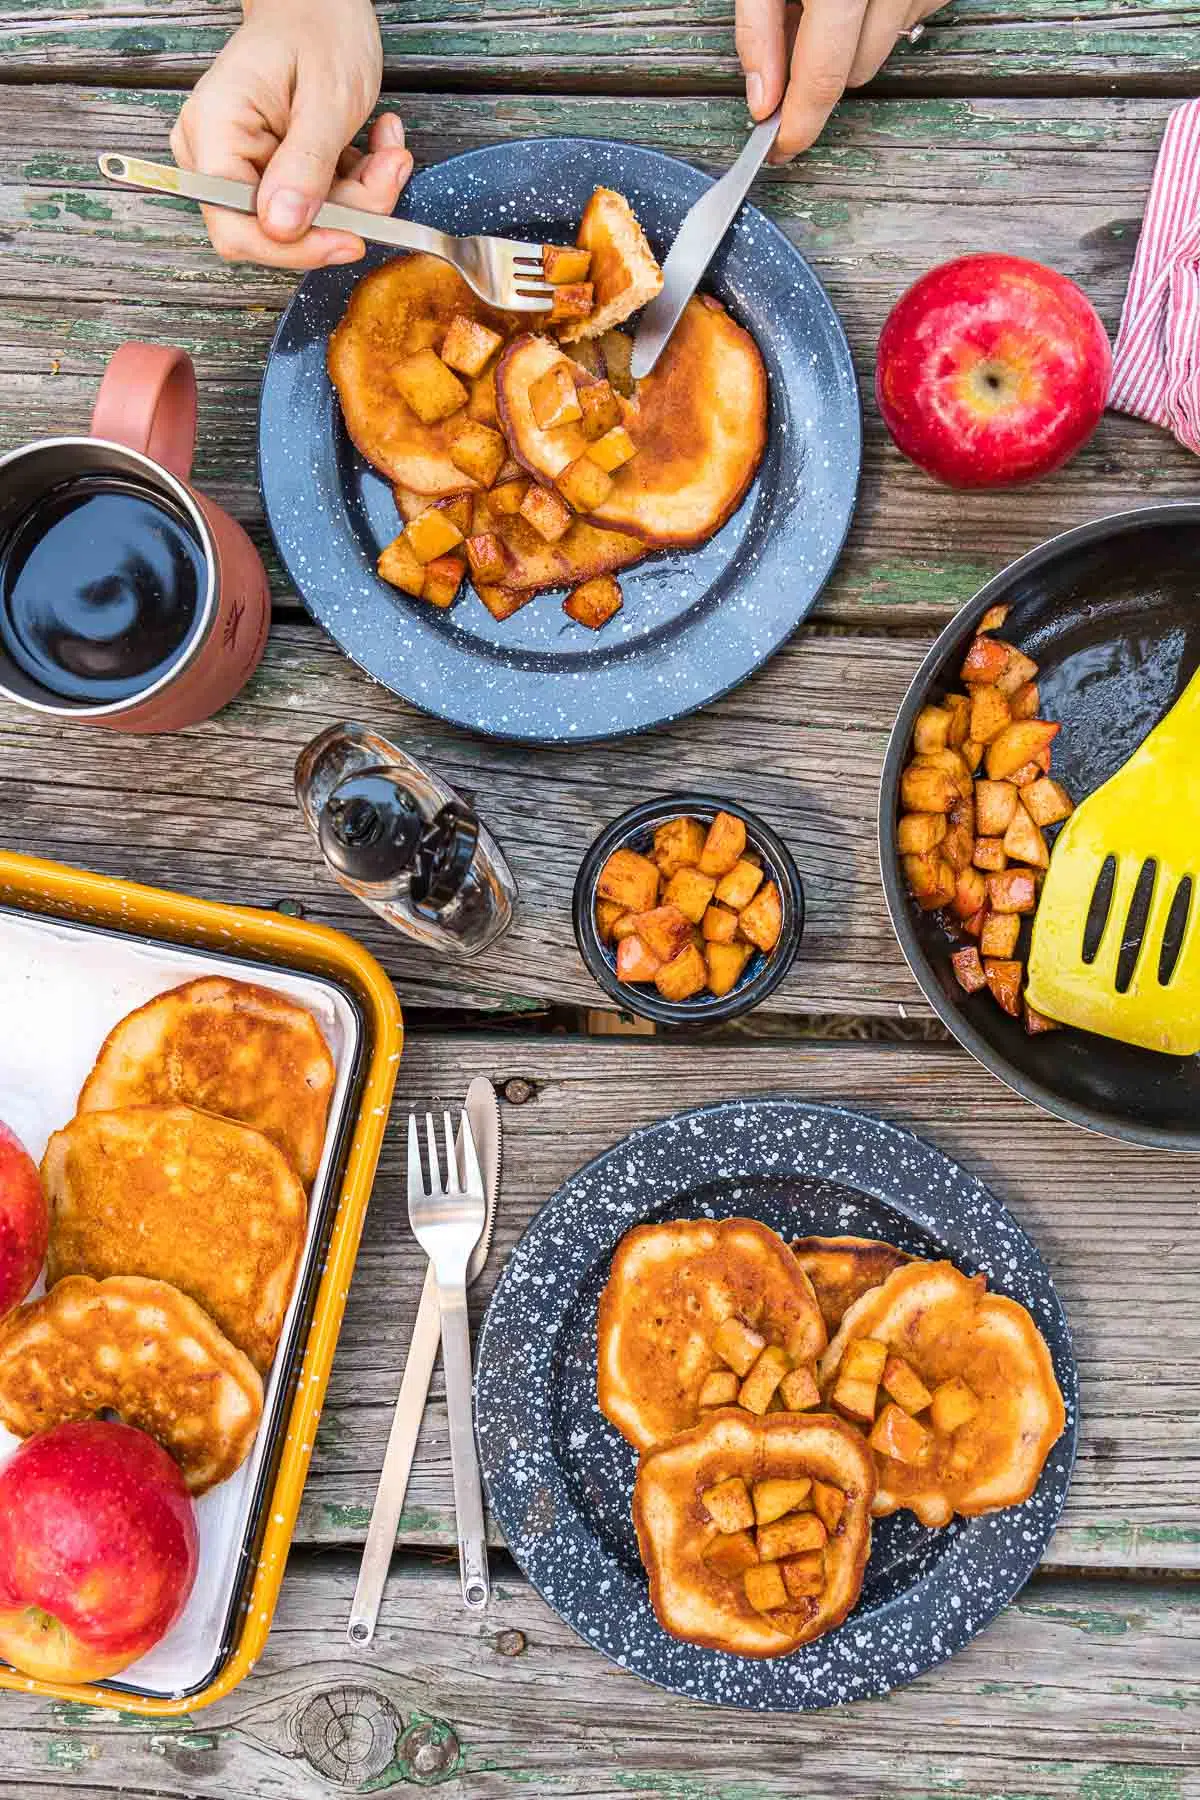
[0,343,270,732]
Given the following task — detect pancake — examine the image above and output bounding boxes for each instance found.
[495,295,768,547]
[43,1105,307,1372]
[792,1236,916,1334]
[558,187,663,343]
[819,1261,1066,1526]
[77,976,335,1187]
[328,254,516,495]
[0,1276,263,1495]
[597,1217,827,1452]
[634,1409,875,1656]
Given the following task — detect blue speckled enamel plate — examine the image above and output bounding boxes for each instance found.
[258,138,860,743]
[475,1099,1077,1709]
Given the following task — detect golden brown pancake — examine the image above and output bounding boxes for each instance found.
[0,1276,263,1495]
[327,254,516,495]
[77,976,335,1188]
[559,187,663,343]
[43,1105,307,1372]
[820,1261,1066,1526]
[496,295,767,546]
[634,1409,875,1656]
[597,1217,827,1452]
[792,1236,916,1334]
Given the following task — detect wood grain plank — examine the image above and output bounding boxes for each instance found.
[292,1035,1200,1572]
[0,1560,1195,1798]
[2,0,1199,94]
[0,87,1194,630]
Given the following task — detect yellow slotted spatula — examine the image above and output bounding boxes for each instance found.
[1026,662,1200,1054]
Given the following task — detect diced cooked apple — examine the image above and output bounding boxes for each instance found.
[811,1481,845,1535]
[1021,776,1075,827]
[975,779,1019,836]
[700,1475,755,1534]
[1003,801,1049,869]
[611,912,641,941]
[440,314,504,378]
[702,905,740,944]
[882,1354,933,1415]
[943,798,976,873]
[843,1339,888,1383]
[705,941,753,998]
[449,418,509,487]
[578,379,623,440]
[615,934,661,984]
[393,347,469,424]
[980,910,1021,959]
[465,532,508,584]
[712,1317,768,1377]
[960,635,1013,684]
[738,1345,791,1415]
[743,1562,789,1611]
[557,454,613,513]
[653,816,707,877]
[913,705,952,753]
[597,847,660,913]
[663,866,717,924]
[778,1365,821,1411]
[705,1528,759,1576]
[904,853,956,911]
[961,738,985,773]
[897,813,948,856]
[489,478,529,515]
[714,858,764,910]
[781,1550,825,1600]
[563,574,623,630]
[969,684,1012,746]
[869,1401,931,1464]
[547,282,594,325]
[900,765,959,814]
[698,811,747,877]
[586,425,637,473]
[912,748,973,797]
[973,837,1009,873]
[377,533,427,598]
[979,603,1010,632]
[542,243,593,284]
[995,646,1039,698]
[420,553,466,609]
[530,361,584,429]
[944,693,971,748]
[984,957,1023,1016]
[438,493,475,533]
[986,869,1038,914]
[833,1376,880,1423]
[752,1478,812,1527]
[475,583,532,623]
[519,484,573,543]
[985,719,1060,781]
[962,905,987,939]
[633,903,693,964]
[929,1376,980,1434]
[951,946,987,995]
[739,881,782,953]
[405,506,465,564]
[698,1369,741,1409]
[757,1511,827,1561]
[952,866,987,921]
[654,942,708,1002]
[1009,680,1040,720]
[1024,999,1061,1035]
[595,898,625,942]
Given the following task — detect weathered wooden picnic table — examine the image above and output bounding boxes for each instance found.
[1,4,1199,1795]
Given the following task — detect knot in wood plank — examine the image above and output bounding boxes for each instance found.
[295,1687,398,1786]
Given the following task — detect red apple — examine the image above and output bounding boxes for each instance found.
[0,1119,47,1318]
[876,254,1111,487]
[0,1419,198,1683]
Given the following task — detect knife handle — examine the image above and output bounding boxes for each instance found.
[347,1260,441,1647]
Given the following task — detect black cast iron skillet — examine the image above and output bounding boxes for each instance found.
[879,501,1200,1151]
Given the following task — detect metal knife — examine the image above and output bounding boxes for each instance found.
[630,109,782,381]
[347,1076,502,1646]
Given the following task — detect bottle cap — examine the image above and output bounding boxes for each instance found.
[319,771,425,884]
[413,803,480,912]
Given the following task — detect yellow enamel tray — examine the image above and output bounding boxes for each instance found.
[0,850,403,1715]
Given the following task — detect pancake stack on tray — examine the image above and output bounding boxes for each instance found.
[597,1217,1066,1659]
[0,978,335,1496]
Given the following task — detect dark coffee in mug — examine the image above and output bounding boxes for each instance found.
[0,471,206,703]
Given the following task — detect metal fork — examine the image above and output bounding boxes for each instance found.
[97,153,554,313]
[407,1110,490,1610]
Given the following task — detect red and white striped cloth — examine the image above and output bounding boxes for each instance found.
[1110,98,1200,452]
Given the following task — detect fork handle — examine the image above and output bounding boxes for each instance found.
[437,1281,491,1611]
[97,153,451,258]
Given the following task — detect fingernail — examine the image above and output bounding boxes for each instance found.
[747,73,765,116]
[377,113,406,147]
[324,244,362,265]
[264,187,313,235]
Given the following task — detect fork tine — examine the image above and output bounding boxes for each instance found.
[442,1111,460,1191]
[425,1112,442,1193]
[407,1114,425,1198]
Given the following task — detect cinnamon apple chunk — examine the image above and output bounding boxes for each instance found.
[712,1317,767,1377]
[700,1476,755,1534]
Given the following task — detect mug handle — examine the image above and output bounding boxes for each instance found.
[90,342,198,482]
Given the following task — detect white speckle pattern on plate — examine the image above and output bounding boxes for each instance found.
[258,138,861,744]
[475,1098,1078,1710]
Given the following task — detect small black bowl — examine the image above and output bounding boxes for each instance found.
[879,501,1200,1151]
[573,794,804,1025]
